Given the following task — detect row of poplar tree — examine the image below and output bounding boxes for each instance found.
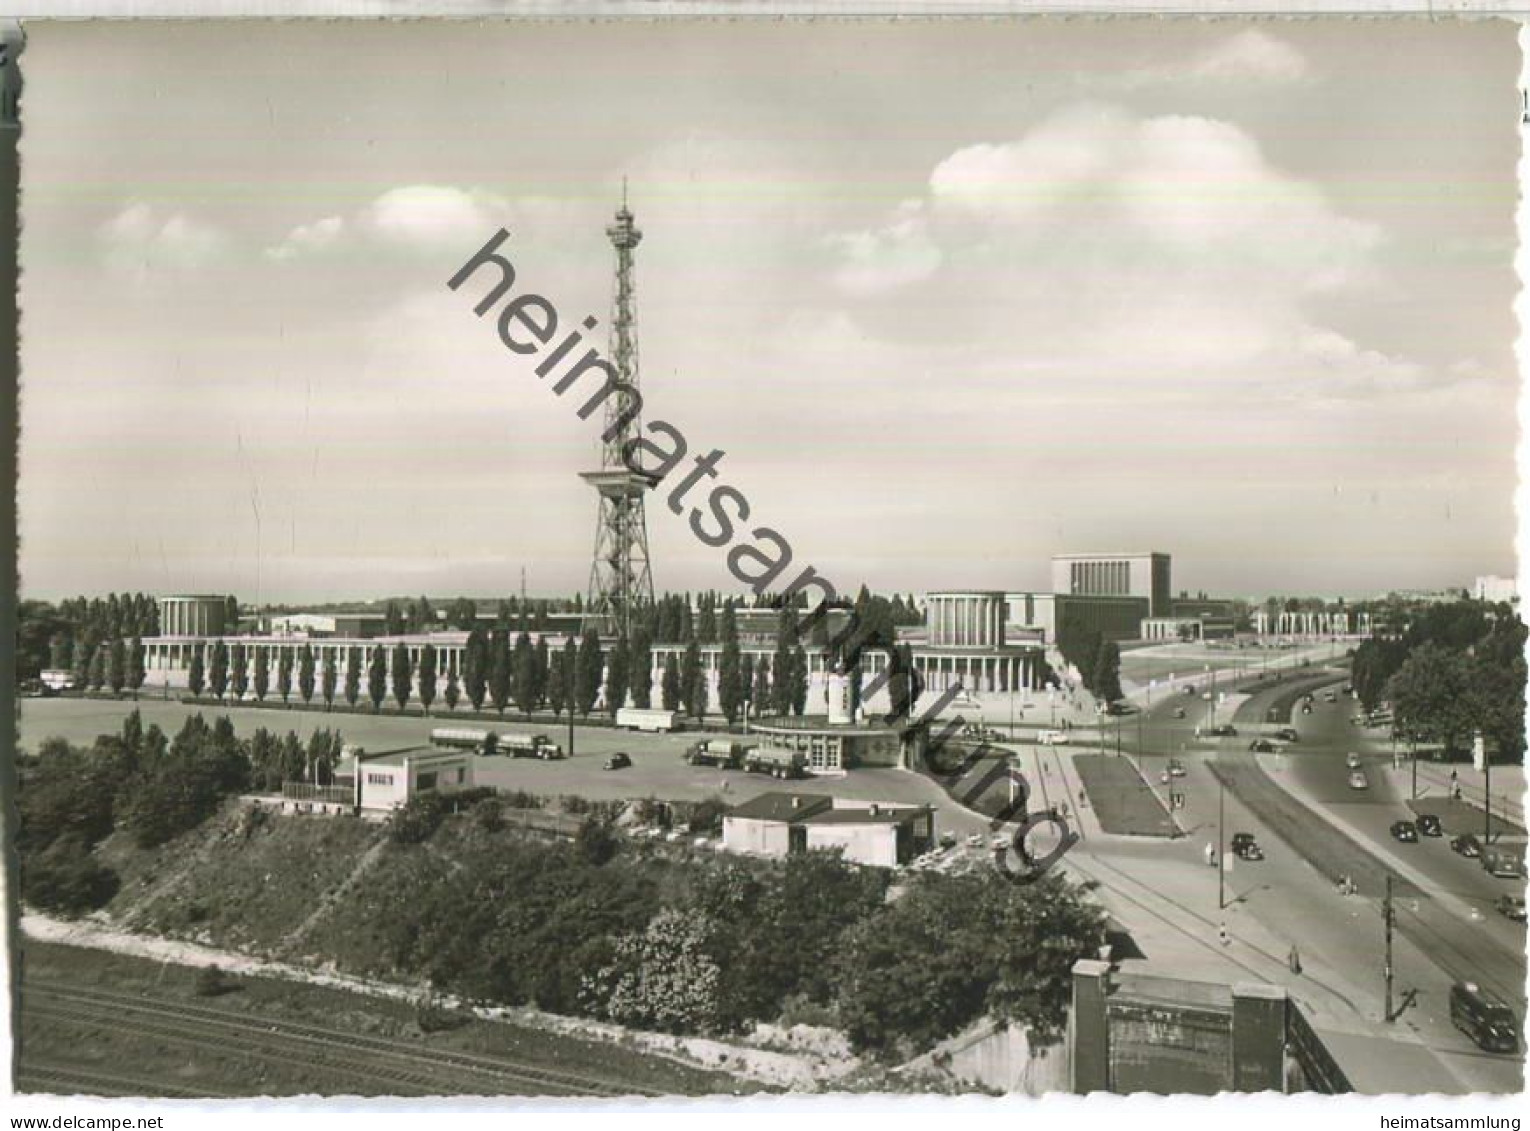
[178,600,824,721]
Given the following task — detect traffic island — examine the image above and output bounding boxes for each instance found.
[1073,754,1180,837]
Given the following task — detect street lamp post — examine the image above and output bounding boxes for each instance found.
[1218,775,1226,911]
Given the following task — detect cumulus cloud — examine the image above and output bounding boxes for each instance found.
[1190,29,1311,84]
[359,184,508,249]
[827,199,942,294]
[1106,29,1311,90]
[99,203,225,278]
[264,215,344,262]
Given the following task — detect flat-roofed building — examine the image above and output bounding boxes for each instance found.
[158,595,229,639]
[722,791,935,868]
[1052,553,1172,617]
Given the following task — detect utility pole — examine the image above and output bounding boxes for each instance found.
[1218,775,1226,911]
[1383,874,1395,1023]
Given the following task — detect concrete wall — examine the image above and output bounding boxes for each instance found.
[804,823,898,868]
[722,816,791,857]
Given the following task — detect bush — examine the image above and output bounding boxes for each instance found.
[21,835,120,916]
[559,794,592,815]
[473,796,506,833]
[501,790,545,811]
[194,965,238,998]
[575,817,621,866]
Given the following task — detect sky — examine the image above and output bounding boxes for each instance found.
[16,19,1521,603]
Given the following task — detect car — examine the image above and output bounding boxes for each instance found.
[1231,832,1257,852]
[1348,770,1369,790]
[1496,895,1527,922]
[1038,730,1069,746]
[1166,759,1187,778]
[1234,841,1264,861]
[1482,851,1527,880]
[1302,693,1315,704]
[1390,820,1419,843]
[990,834,1011,851]
[1451,834,1482,858]
[1209,724,1237,737]
[1346,751,1362,769]
[1201,692,1213,701]
[1275,728,1299,742]
[1415,814,1443,837]
[966,833,984,848]
[604,752,632,771]
[1301,704,1314,715]
[1324,691,1338,703]
[1184,685,1196,696]
[1249,739,1275,753]
[939,831,958,849]
[1172,707,1187,719]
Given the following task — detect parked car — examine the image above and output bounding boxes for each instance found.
[966,833,984,848]
[1209,724,1237,737]
[1416,814,1443,838]
[1172,707,1187,719]
[1451,834,1483,858]
[1230,832,1257,852]
[939,831,958,849]
[1451,981,1521,1054]
[1324,691,1338,703]
[1038,730,1070,746]
[1496,895,1527,923]
[1166,759,1187,778]
[1348,770,1369,790]
[1390,820,1419,843]
[603,751,632,771]
[1301,704,1314,715]
[1275,727,1299,742]
[1234,840,1264,861]
[1346,751,1362,769]
[1248,738,1274,753]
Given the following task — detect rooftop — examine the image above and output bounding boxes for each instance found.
[727,791,930,826]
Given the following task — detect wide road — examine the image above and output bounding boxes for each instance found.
[1114,668,1524,1091]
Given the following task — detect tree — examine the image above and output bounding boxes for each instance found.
[489,630,512,715]
[585,909,723,1035]
[223,595,238,634]
[629,627,654,709]
[322,651,338,711]
[514,632,538,716]
[20,835,120,916]
[1471,614,1527,763]
[448,597,479,631]
[605,637,630,717]
[277,646,294,704]
[70,636,93,692]
[230,643,248,701]
[771,606,797,715]
[464,629,489,711]
[661,652,682,712]
[209,641,229,700]
[344,647,362,708]
[294,645,315,706]
[418,643,438,714]
[752,654,771,711]
[533,636,551,709]
[561,636,580,715]
[392,642,413,711]
[1093,639,1124,704]
[252,647,271,703]
[717,606,744,725]
[106,638,126,694]
[680,637,703,718]
[575,629,604,716]
[790,645,809,716]
[126,636,146,696]
[384,600,405,635]
[368,645,387,711]
[188,649,206,697]
[1387,642,1477,757]
[444,657,461,711]
[415,595,436,632]
[698,602,718,646]
[547,651,569,717]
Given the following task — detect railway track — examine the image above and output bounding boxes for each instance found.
[16,1061,239,1099]
[21,980,659,1098]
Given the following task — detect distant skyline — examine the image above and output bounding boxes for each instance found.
[18,20,1520,603]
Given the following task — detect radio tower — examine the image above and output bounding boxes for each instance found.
[580,183,657,639]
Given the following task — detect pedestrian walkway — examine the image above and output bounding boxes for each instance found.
[1408,760,1525,830]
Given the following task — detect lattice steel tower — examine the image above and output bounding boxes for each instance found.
[580,188,658,639]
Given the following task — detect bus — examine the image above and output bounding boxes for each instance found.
[1449,982,1520,1054]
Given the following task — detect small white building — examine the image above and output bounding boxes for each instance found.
[722,791,935,869]
[355,747,476,814]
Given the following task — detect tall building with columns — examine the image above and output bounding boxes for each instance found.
[158,595,229,639]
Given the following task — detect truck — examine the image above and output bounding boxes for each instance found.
[686,739,755,768]
[616,707,681,733]
[742,747,809,780]
[430,727,499,756]
[501,732,565,760]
